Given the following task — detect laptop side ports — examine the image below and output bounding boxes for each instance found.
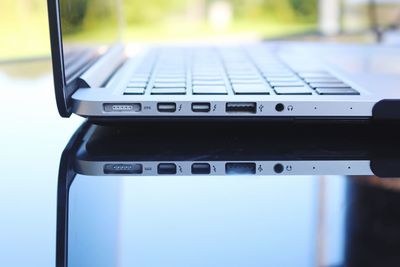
[104,163,143,174]
[103,103,142,112]
[157,103,177,112]
[226,102,257,114]
[157,163,177,174]
[225,162,256,175]
[192,103,211,113]
[191,163,211,174]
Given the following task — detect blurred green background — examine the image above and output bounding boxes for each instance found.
[1,0,400,61]
[0,0,318,61]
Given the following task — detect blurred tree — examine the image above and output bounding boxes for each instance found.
[60,0,88,33]
[290,0,317,21]
[60,0,119,36]
[123,0,187,24]
[124,0,318,25]
[231,0,317,22]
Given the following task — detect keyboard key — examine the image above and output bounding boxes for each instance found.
[262,71,293,76]
[124,88,145,95]
[228,74,258,79]
[316,88,360,95]
[128,82,147,88]
[157,73,185,77]
[230,79,263,84]
[270,81,305,87]
[232,84,270,94]
[226,67,253,71]
[155,78,186,83]
[151,88,186,94]
[303,77,341,83]
[156,74,186,79]
[266,77,300,82]
[263,74,295,78]
[154,82,186,88]
[193,80,225,86]
[298,71,331,78]
[309,82,350,89]
[130,77,149,82]
[192,75,223,80]
[193,85,227,94]
[274,86,312,95]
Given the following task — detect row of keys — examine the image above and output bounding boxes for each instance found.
[125,52,156,95]
[245,51,314,95]
[191,50,227,94]
[249,49,361,96]
[221,49,270,95]
[125,48,360,96]
[151,50,188,95]
[298,71,360,95]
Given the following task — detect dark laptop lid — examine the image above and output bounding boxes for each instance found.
[47,0,121,117]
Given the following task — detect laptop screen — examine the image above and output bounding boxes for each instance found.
[59,0,121,83]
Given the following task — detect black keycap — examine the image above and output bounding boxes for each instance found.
[232,84,270,94]
[274,87,312,95]
[298,71,331,78]
[124,88,145,95]
[316,88,360,95]
[193,85,227,94]
[310,82,350,89]
[304,77,341,83]
[270,82,304,87]
[151,88,186,94]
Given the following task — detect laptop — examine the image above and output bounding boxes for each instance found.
[47,0,400,122]
[60,122,400,178]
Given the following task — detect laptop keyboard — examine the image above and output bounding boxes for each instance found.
[124,48,360,96]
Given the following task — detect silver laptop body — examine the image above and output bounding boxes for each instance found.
[47,0,400,121]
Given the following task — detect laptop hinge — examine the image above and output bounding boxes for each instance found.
[79,44,126,88]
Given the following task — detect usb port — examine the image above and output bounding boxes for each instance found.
[158,163,177,174]
[192,103,211,113]
[226,102,257,114]
[157,103,176,112]
[225,162,256,175]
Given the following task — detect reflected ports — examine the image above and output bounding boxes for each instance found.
[191,163,211,174]
[157,163,177,174]
[225,162,256,175]
[274,163,284,174]
[104,163,143,174]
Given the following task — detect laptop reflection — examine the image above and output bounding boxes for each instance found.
[56,122,400,267]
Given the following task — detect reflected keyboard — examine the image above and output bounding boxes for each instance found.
[124,48,360,96]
